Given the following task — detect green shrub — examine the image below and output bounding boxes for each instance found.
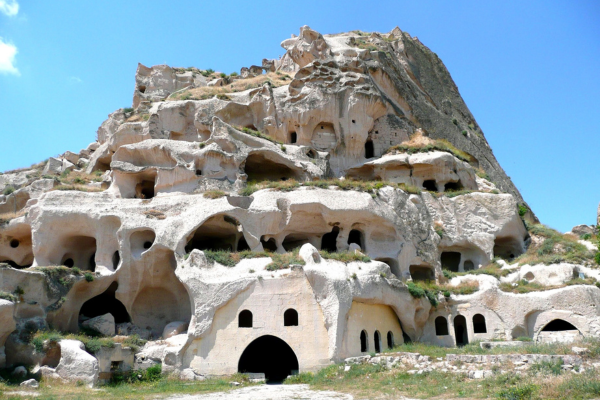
[84,272,94,282]
[497,384,536,400]
[596,252,600,265]
[462,130,467,136]
[123,107,134,114]
[0,291,17,302]
[230,72,238,77]
[581,233,592,240]
[518,204,528,217]
[199,142,206,148]
[320,250,370,263]
[284,372,314,384]
[452,118,458,125]
[530,358,563,375]
[2,185,15,195]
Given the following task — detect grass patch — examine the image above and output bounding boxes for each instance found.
[235,126,283,145]
[511,223,595,266]
[240,179,421,197]
[499,277,596,294]
[0,209,26,226]
[168,72,291,101]
[52,184,104,192]
[0,291,17,302]
[444,261,511,280]
[265,250,305,271]
[203,190,227,199]
[386,131,474,163]
[31,330,116,355]
[320,250,370,263]
[408,279,480,306]
[199,249,305,271]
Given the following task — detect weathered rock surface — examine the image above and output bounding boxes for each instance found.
[1,26,598,384]
[82,313,115,336]
[54,340,99,387]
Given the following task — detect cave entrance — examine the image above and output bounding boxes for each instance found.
[444,181,463,192]
[321,226,339,252]
[282,234,312,252]
[244,153,298,182]
[423,180,437,191]
[185,215,244,253]
[541,319,578,332]
[79,282,130,325]
[454,315,468,346]
[347,229,363,250]
[238,335,299,383]
[261,236,278,252]
[409,265,435,281]
[134,172,157,199]
[377,258,401,278]
[441,252,461,273]
[365,140,374,159]
[493,236,524,260]
[290,132,297,144]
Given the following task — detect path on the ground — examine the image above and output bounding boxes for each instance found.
[164,384,421,400]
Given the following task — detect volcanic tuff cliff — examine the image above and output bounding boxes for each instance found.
[0,26,598,386]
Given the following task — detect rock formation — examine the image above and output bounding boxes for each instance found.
[0,26,598,385]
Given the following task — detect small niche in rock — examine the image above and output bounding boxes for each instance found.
[290,132,297,144]
[112,251,120,270]
[130,229,156,258]
[59,235,97,271]
[10,239,19,248]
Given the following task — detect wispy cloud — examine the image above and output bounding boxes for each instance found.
[0,37,19,75]
[69,76,83,84]
[0,0,19,17]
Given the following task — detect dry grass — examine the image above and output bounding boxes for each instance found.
[511,223,595,266]
[0,210,26,225]
[52,184,104,193]
[168,72,292,101]
[203,190,227,199]
[143,209,166,220]
[386,130,475,163]
[125,113,150,123]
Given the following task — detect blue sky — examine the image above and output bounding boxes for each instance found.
[0,1,598,232]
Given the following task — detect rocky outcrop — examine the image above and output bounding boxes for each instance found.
[54,340,99,387]
[2,25,596,383]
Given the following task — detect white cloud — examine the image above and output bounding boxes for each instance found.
[69,76,83,84]
[0,0,18,17]
[0,37,19,75]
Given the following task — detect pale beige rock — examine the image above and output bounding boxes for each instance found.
[55,340,99,387]
[82,313,115,336]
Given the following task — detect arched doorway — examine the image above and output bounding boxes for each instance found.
[454,315,468,346]
[238,335,299,383]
